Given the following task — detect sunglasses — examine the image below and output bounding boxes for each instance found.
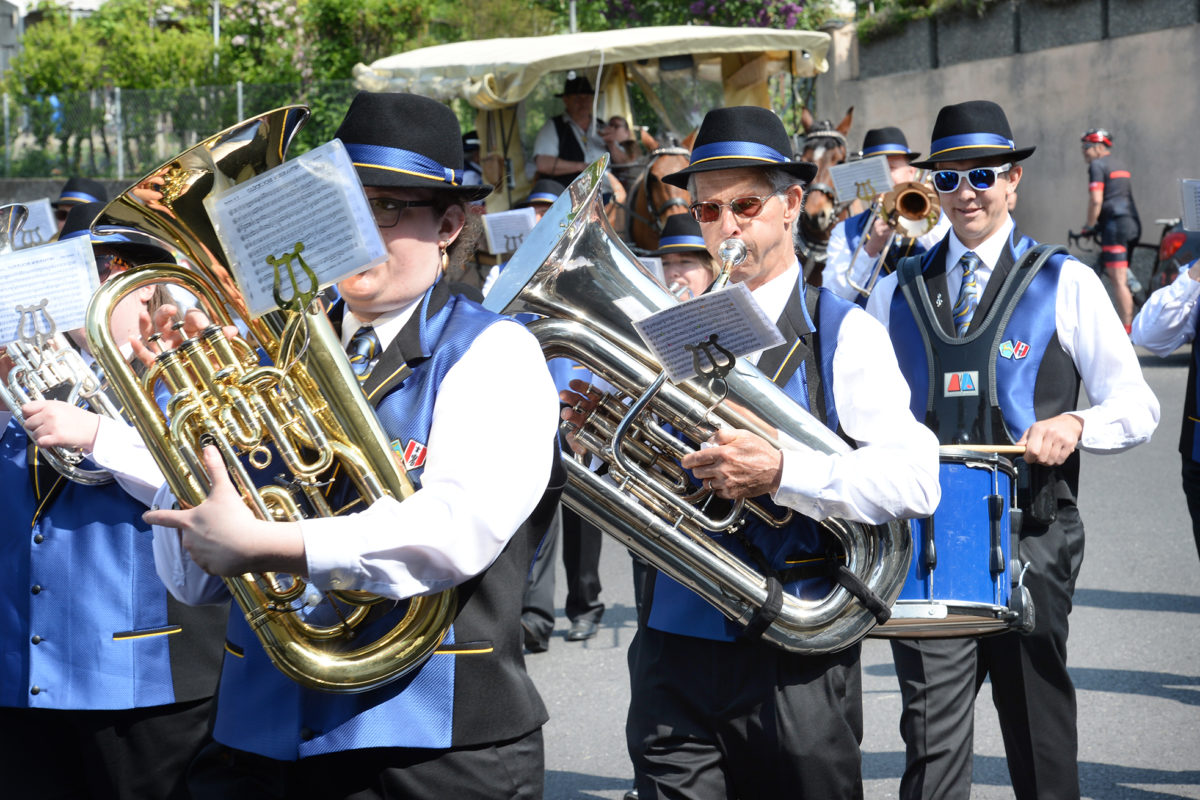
[369,196,434,228]
[689,192,783,224]
[931,164,1012,193]
[95,252,134,282]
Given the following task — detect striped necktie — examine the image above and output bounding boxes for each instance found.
[347,325,380,380]
[952,251,982,337]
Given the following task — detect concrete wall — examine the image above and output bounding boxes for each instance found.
[817,21,1200,249]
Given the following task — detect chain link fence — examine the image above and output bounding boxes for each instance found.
[1,80,360,181]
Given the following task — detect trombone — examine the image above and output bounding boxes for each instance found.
[846,181,941,298]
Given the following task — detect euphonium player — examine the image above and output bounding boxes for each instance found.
[565,105,941,799]
[0,203,227,799]
[144,92,563,800]
[822,126,949,303]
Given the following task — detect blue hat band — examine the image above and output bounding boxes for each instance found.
[928,132,1015,159]
[658,234,707,251]
[689,140,790,169]
[525,192,558,204]
[57,190,101,204]
[862,143,910,157]
[344,143,462,187]
[61,227,135,246]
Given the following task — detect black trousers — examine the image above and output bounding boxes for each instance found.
[1181,457,1200,561]
[187,728,544,800]
[0,697,214,800]
[626,626,864,800]
[890,503,1085,800]
[521,504,604,643]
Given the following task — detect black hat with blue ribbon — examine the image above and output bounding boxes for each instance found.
[663,106,817,189]
[911,100,1035,168]
[60,201,175,265]
[649,214,709,257]
[516,178,565,208]
[336,91,492,202]
[860,126,920,161]
[52,176,107,210]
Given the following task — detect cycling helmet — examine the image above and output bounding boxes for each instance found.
[1081,128,1113,147]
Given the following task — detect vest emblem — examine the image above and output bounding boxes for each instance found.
[998,339,1030,360]
[392,439,428,470]
[944,371,979,396]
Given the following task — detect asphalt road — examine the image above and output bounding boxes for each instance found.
[524,345,1200,800]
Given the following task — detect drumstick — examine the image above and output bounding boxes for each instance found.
[941,444,1027,455]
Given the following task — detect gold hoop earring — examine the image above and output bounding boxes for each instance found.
[438,241,449,272]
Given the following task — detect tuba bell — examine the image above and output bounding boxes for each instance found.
[83,107,457,693]
[0,203,122,485]
[486,159,912,655]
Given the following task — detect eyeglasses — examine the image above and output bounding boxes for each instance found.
[689,192,783,224]
[369,196,434,228]
[931,164,1012,194]
[95,252,134,282]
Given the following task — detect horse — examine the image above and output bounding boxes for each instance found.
[795,107,854,286]
[617,130,693,253]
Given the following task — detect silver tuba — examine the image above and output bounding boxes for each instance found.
[485,159,912,654]
[0,203,121,485]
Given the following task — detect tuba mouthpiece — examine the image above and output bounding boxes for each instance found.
[718,238,747,266]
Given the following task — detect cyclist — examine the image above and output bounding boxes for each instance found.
[1081,127,1142,331]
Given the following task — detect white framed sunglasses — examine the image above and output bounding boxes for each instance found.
[931,163,1012,193]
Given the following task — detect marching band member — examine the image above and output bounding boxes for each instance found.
[565,105,940,799]
[145,91,563,800]
[822,126,949,303]
[865,100,1159,800]
[653,213,720,300]
[0,202,227,799]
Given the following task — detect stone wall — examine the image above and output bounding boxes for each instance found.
[819,19,1200,250]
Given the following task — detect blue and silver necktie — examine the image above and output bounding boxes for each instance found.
[952,251,982,337]
[347,325,381,380]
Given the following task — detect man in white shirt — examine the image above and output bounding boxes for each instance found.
[866,99,1160,800]
[532,73,623,185]
[592,104,942,800]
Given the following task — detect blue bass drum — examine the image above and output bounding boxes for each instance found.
[870,449,1034,638]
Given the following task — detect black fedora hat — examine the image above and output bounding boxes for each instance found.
[52,176,107,209]
[911,100,1035,168]
[663,106,817,189]
[555,74,594,97]
[336,92,492,202]
[60,201,174,265]
[860,126,920,161]
[516,179,565,208]
[649,214,709,257]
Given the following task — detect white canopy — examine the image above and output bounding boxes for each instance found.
[353,26,830,111]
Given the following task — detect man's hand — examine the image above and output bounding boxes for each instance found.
[862,215,893,258]
[1017,413,1084,466]
[559,378,601,457]
[21,400,101,451]
[679,427,782,500]
[144,445,306,577]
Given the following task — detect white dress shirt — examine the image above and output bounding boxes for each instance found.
[148,302,560,605]
[746,261,941,525]
[865,215,1160,453]
[1130,265,1200,355]
[532,114,608,164]
[822,211,951,302]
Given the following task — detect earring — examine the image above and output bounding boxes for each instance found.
[438,241,449,272]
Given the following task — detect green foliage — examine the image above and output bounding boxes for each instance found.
[543,0,835,32]
[856,0,1001,42]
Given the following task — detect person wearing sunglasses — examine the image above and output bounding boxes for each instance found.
[1080,127,1143,331]
[865,100,1159,800]
[576,104,940,800]
[50,176,108,231]
[822,126,950,304]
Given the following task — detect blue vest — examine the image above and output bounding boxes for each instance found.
[212,284,552,761]
[0,422,225,710]
[843,209,931,307]
[646,283,854,641]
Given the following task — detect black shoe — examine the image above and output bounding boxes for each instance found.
[566,618,598,641]
[623,790,639,800]
[521,621,549,654]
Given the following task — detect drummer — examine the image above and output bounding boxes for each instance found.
[863,100,1159,800]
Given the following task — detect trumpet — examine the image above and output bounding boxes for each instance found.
[846,180,941,298]
[0,204,122,485]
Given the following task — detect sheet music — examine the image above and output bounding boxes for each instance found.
[204,139,386,318]
[828,158,893,205]
[1180,179,1200,232]
[482,208,537,255]
[632,282,784,384]
[0,236,98,343]
[17,198,56,249]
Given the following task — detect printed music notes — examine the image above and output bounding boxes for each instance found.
[1179,179,1200,232]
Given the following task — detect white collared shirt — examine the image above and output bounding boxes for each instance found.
[822,212,951,302]
[1130,264,1200,354]
[865,215,1160,452]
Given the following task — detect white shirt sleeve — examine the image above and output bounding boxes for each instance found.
[151,483,232,605]
[301,320,559,600]
[89,415,166,507]
[821,220,867,302]
[532,120,560,159]
[1056,258,1160,452]
[1130,265,1200,355]
[772,308,941,525]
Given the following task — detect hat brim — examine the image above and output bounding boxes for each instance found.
[353,164,493,202]
[662,159,817,189]
[648,243,710,258]
[911,145,1035,170]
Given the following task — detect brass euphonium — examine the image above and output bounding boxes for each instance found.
[83,107,457,693]
[0,203,122,485]
[486,159,912,654]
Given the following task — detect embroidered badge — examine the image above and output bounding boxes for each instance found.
[944,371,980,396]
[998,339,1030,360]
[402,440,428,470]
[935,293,943,308]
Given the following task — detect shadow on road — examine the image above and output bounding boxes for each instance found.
[1070,666,1200,707]
[544,771,632,799]
[1073,588,1200,614]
